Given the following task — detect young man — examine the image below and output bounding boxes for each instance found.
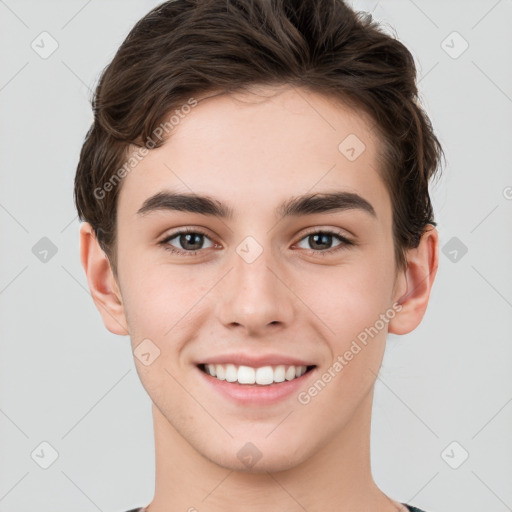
[74,1,443,511]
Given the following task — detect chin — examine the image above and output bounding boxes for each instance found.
[212,451,302,474]
[201,435,312,474]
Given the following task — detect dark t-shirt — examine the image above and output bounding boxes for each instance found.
[124,504,427,511]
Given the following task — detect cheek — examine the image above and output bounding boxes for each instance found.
[120,259,211,350]
[298,265,393,415]
[306,257,394,340]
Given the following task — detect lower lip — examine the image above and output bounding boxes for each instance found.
[197,366,317,406]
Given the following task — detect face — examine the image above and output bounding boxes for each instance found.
[110,85,407,472]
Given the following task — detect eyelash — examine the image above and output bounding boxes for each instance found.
[158,227,355,257]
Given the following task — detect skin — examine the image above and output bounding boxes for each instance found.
[80,84,439,512]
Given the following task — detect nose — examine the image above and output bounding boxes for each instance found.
[215,242,295,336]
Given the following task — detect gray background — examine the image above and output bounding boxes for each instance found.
[0,1,511,511]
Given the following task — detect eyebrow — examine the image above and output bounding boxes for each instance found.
[136,190,376,220]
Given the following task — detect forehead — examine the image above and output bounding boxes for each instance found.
[117,85,391,227]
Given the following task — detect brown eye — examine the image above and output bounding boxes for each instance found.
[160,228,214,255]
[295,230,354,254]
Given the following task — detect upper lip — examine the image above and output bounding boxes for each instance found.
[197,353,316,368]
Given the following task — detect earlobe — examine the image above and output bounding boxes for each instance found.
[79,222,129,336]
[388,225,439,335]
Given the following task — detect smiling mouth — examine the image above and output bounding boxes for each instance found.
[198,363,316,386]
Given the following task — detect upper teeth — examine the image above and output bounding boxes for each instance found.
[204,364,308,385]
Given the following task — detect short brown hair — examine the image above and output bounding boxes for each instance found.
[74,0,444,275]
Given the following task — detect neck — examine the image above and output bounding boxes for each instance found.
[146,386,405,512]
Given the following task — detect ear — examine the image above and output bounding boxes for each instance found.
[388,225,439,335]
[79,222,129,335]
